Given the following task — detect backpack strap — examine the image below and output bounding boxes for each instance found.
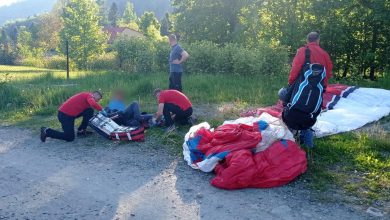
[305,46,311,64]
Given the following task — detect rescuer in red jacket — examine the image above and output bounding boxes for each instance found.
[289,31,333,87]
[287,31,333,148]
[40,91,103,142]
[153,89,193,133]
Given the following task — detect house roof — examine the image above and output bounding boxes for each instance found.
[103,26,142,43]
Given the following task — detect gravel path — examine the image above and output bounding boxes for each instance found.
[0,126,381,220]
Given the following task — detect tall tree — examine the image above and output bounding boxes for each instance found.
[96,0,108,26]
[16,26,33,58]
[138,11,161,39]
[36,12,63,51]
[160,12,173,36]
[172,0,251,44]
[60,0,106,69]
[122,1,137,24]
[108,2,118,26]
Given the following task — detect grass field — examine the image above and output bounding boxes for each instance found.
[0,65,389,207]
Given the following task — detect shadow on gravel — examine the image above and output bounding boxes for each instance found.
[0,129,178,219]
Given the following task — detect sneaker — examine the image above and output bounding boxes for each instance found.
[300,129,314,148]
[40,127,47,142]
[164,125,176,133]
[77,130,94,137]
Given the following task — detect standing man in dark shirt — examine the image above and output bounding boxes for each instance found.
[168,34,189,92]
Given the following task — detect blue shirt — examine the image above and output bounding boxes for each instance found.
[169,44,184,73]
[107,99,126,112]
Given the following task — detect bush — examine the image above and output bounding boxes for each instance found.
[0,50,17,65]
[110,39,289,75]
[183,41,220,74]
[184,41,289,75]
[154,40,170,71]
[17,55,67,70]
[87,53,118,70]
[18,57,46,68]
[45,56,67,70]
[114,37,157,73]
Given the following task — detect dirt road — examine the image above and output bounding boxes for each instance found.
[0,126,379,220]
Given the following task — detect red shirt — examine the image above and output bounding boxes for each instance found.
[59,92,103,117]
[289,42,333,86]
[159,90,192,111]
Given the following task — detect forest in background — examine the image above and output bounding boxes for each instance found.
[0,0,389,80]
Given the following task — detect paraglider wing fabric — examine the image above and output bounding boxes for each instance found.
[183,115,307,189]
[239,84,390,137]
[211,140,307,189]
[182,84,390,189]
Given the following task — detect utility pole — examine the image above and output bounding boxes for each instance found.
[66,40,69,80]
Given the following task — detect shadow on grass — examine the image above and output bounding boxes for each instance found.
[0,68,65,74]
[305,122,390,205]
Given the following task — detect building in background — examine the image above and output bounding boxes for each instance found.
[103,26,143,44]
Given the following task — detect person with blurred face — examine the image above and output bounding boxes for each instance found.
[104,90,144,127]
[40,91,103,142]
[168,34,189,92]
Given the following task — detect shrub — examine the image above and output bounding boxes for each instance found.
[114,37,156,73]
[18,57,46,68]
[87,53,118,70]
[0,50,17,65]
[183,41,220,74]
[184,41,289,75]
[111,39,289,75]
[45,56,67,70]
[154,40,170,71]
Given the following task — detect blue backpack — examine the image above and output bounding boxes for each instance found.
[282,47,326,130]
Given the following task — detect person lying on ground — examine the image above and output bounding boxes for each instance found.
[40,91,103,142]
[153,88,194,133]
[168,34,189,92]
[103,90,149,127]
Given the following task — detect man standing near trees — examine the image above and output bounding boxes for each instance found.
[168,34,189,92]
[284,31,333,148]
[289,31,333,87]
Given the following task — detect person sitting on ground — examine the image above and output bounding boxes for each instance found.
[40,91,103,142]
[103,90,145,127]
[153,89,193,133]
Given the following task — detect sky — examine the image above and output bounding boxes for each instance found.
[0,0,25,7]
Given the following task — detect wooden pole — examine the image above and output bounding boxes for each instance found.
[66,40,70,80]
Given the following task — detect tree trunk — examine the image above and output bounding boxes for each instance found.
[369,23,379,81]
[342,53,350,78]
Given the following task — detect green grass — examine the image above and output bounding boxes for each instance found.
[1,65,389,207]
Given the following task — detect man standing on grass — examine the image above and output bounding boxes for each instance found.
[168,34,189,92]
[286,31,333,148]
[40,91,103,142]
[153,89,193,133]
[288,31,333,87]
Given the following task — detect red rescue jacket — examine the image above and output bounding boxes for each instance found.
[288,42,333,86]
[59,92,103,117]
